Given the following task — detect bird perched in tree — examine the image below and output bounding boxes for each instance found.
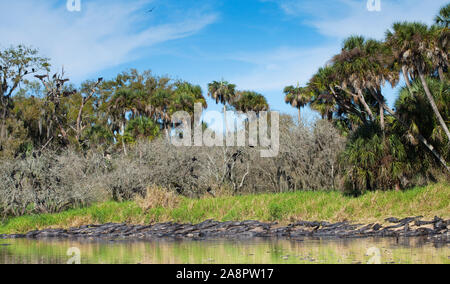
[62,90,76,97]
[56,78,70,84]
[98,77,103,83]
[34,75,47,80]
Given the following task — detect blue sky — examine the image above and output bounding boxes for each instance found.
[0,0,447,119]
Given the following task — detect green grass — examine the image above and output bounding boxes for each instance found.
[1,183,449,234]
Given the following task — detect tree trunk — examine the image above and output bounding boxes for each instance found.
[76,101,85,142]
[298,108,301,124]
[418,71,450,142]
[327,111,333,122]
[0,96,10,146]
[121,121,127,156]
[371,93,449,173]
[224,105,228,134]
[402,65,413,93]
[357,89,374,121]
[438,66,446,83]
[379,103,385,134]
[0,108,6,143]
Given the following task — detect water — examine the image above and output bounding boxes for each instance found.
[0,237,448,264]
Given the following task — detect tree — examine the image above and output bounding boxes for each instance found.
[172,81,207,114]
[386,22,450,142]
[429,25,449,82]
[310,34,449,172]
[72,78,103,144]
[34,69,78,145]
[283,84,311,123]
[341,122,410,193]
[207,80,237,133]
[232,91,269,113]
[332,36,395,125]
[309,66,367,131]
[124,116,160,143]
[435,3,450,28]
[396,77,449,163]
[0,45,49,150]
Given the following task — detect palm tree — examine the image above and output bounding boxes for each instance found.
[429,25,449,82]
[232,91,269,113]
[331,36,394,124]
[109,88,134,155]
[331,35,449,172]
[283,84,311,123]
[150,89,173,137]
[173,81,207,114]
[309,66,367,130]
[124,116,160,143]
[396,77,449,159]
[386,22,450,142]
[207,80,237,133]
[435,3,450,28]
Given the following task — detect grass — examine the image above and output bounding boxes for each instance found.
[0,183,449,234]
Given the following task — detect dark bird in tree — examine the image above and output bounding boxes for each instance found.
[34,75,47,80]
[56,78,70,84]
[63,90,77,97]
[98,77,103,83]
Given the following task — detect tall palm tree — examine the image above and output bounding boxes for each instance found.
[108,88,134,155]
[174,81,207,114]
[331,35,449,171]
[332,37,379,123]
[150,89,173,137]
[283,84,311,123]
[396,77,450,161]
[386,22,450,142]
[207,80,237,133]
[429,25,449,82]
[309,66,367,129]
[435,3,450,28]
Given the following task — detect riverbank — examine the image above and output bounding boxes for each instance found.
[0,183,448,235]
[1,216,449,243]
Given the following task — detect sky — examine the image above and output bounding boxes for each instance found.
[0,0,447,120]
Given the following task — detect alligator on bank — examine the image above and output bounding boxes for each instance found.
[1,216,448,243]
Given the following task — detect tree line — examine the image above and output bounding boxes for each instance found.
[283,4,449,192]
[0,57,269,157]
[0,4,448,198]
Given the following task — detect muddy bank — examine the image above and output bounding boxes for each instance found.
[1,216,448,243]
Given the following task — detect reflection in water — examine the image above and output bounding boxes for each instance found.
[0,237,448,264]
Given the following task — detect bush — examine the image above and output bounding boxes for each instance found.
[340,123,412,195]
[135,186,181,212]
[0,118,348,218]
[0,150,107,218]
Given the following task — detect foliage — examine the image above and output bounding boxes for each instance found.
[341,123,411,195]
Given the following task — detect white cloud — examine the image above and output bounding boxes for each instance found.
[232,0,447,94]
[271,0,448,40]
[0,0,217,80]
[230,46,338,93]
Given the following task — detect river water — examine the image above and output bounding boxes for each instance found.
[0,237,448,264]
